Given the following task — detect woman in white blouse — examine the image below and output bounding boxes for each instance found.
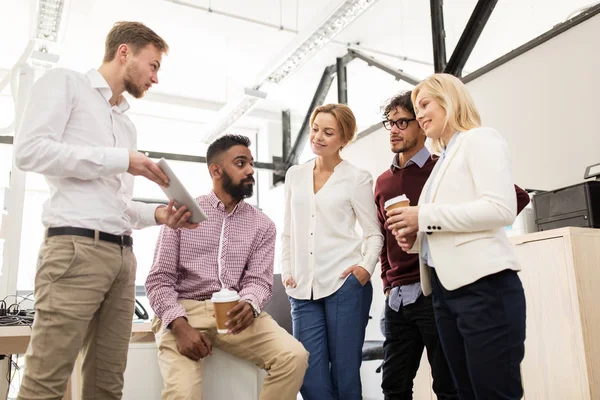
[281,103,383,400]
[387,74,526,400]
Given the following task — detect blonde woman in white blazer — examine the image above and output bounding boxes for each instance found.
[386,74,526,400]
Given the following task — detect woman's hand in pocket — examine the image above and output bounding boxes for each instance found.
[340,265,370,286]
[283,276,297,288]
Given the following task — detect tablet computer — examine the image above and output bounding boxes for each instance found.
[157,158,208,224]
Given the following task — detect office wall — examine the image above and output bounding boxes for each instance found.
[346,14,600,192]
[465,13,600,191]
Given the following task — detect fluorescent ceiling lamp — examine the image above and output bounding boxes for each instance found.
[201,0,380,143]
[264,0,380,84]
[36,0,65,42]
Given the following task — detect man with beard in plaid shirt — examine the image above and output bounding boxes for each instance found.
[146,134,308,400]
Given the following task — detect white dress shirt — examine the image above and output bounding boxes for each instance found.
[281,160,383,300]
[14,68,158,235]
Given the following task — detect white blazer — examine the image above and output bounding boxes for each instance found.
[410,127,521,296]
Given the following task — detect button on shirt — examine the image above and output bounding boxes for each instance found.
[281,160,383,300]
[421,133,459,267]
[387,147,431,311]
[14,68,157,235]
[146,192,276,330]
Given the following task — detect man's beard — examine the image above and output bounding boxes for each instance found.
[123,63,146,99]
[393,135,418,154]
[222,170,254,201]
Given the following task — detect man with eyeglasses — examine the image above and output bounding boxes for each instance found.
[374,92,530,399]
[374,91,457,400]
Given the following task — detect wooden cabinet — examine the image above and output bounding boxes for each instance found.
[510,227,600,400]
[412,227,600,400]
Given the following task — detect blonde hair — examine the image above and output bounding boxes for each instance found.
[411,73,481,153]
[309,103,358,147]
[103,21,169,62]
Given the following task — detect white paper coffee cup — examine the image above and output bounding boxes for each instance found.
[211,288,240,334]
[384,195,410,212]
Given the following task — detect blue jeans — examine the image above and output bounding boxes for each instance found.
[289,274,373,400]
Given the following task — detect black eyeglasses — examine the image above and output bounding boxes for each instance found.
[382,118,416,131]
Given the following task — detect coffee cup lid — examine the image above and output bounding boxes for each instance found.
[384,195,410,209]
[211,288,240,303]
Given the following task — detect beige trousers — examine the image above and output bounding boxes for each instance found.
[18,234,136,400]
[152,299,308,400]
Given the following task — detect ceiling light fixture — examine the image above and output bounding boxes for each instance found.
[201,0,381,142]
[264,0,380,84]
[36,0,65,42]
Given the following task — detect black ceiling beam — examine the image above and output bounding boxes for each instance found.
[0,136,284,171]
[444,0,498,77]
[285,64,336,166]
[336,57,348,105]
[140,150,282,172]
[281,109,291,162]
[348,48,420,85]
[430,0,447,72]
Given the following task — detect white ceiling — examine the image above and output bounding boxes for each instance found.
[0,0,594,150]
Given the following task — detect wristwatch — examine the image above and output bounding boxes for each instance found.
[246,300,261,318]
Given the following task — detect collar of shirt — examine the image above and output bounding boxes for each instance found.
[85,69,130,114]
[207,190,248,214]
[441,132,460,157]
[390,146,431,173]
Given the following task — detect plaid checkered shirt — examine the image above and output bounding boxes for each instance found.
[145,191,276,329]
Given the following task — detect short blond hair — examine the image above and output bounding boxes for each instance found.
[309,104,357,145]
[103,21,169,62]
[412,73,481,153]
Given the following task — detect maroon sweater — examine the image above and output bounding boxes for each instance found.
[374,155,531,292]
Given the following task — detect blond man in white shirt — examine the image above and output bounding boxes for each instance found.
[14,22,196,400]
[281,104,383,400]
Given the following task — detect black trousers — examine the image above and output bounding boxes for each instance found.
[382,293,457,400]
[430,268,526,400]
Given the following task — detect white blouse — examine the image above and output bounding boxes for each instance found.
[281,160,383,300]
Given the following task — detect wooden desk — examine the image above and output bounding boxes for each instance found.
[0,322,154,400]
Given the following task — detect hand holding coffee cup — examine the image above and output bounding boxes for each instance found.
[386,195,420,236]
[385,195,410,236]
[226,301,255,335]
[211,288,240,334]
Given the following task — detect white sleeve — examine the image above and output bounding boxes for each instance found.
[352,170,384,276]
[418,129,517,232]
[280,168,293,284]
[122,172,161,230]
[14,69,129,179]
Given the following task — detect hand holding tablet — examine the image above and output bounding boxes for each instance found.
[156,158,208,224]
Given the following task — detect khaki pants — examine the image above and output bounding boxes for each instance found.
[152,299,308,400]
[18,234,136,400]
